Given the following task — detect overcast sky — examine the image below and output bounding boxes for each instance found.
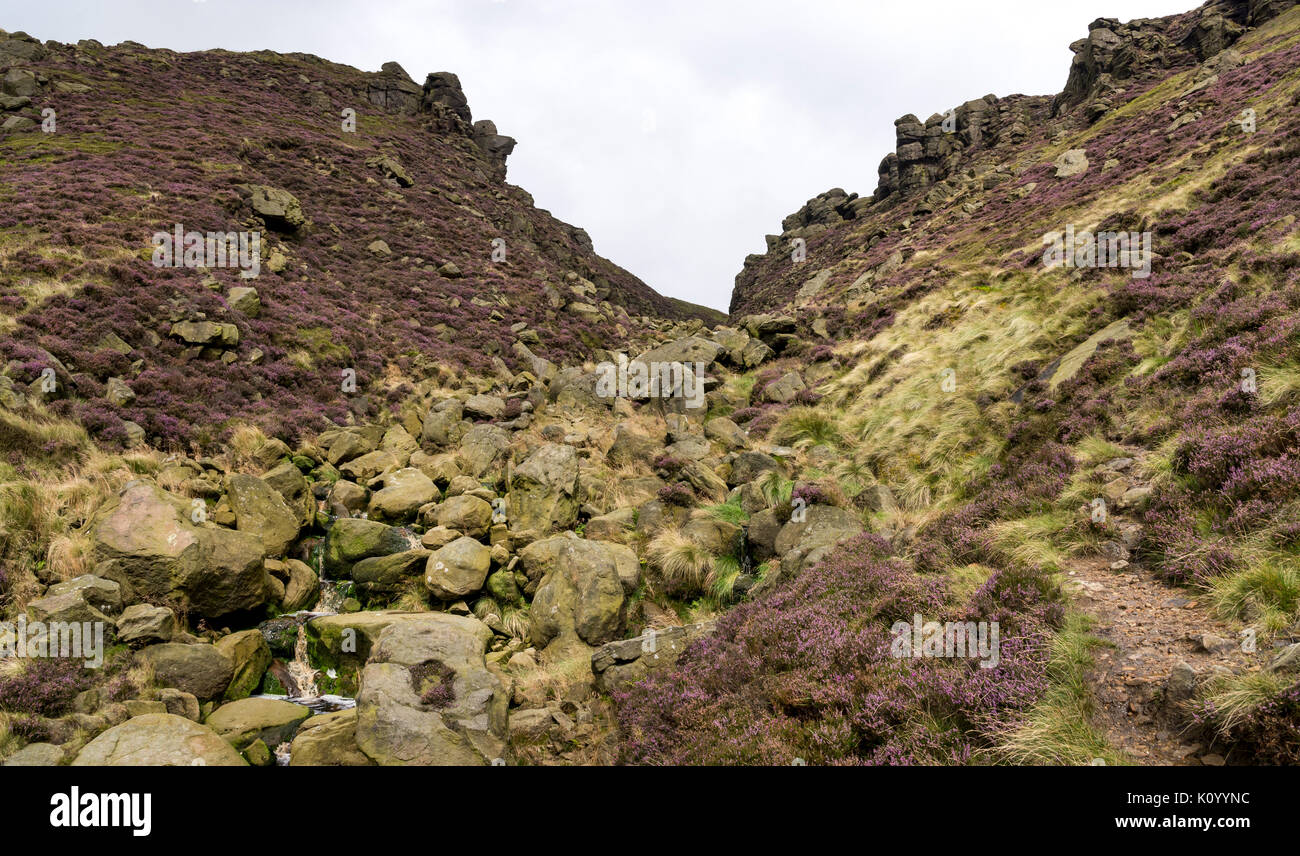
[10,0,1195,311]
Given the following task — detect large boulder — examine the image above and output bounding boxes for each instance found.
[169,320,239,347]
[729,451,782,486]
[322,518,411,576]
[92,481,268,619]
[464,394,506,420]
[704,417,749,450]
[435,494,493,538]
[3,743,66,766]
[214,630,271,701]
[204,697,311,749]
[115,603,175,645]
[244,184,306,231]
[46,574,122,613]
[761,371,806,404]
[456,425,510,480]
[606,423,660,467]
[226,473,300,557]
[353,549,432,596]
[634,336,725,369]
[367,468,438,521]
[72,714,247,766]
[354,615,507,766]
[305,612,419,691]
[709,326,752,365]
[591,621,716,693]
[25,591,111,627]
[506,443,579,543]
[262,461,314,527]
[279,559,320,612]
[339,450,400,483]
[522,533,627,650]
[746,508,784,562]
[773,506,864,557]
[133,643,235,701]
[327,431,375,466]
[289,709,374,766]
[421,399,467,448]
[424,537,491,600]
[380,425,420,466]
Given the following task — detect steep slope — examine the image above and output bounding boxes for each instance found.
[0,32,722,449]
[620,0,1300,765]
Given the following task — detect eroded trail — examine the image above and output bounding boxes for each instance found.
[1063,553,1254,765]
[1059,450,1260,765]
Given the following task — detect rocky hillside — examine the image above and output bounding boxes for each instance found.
[656,0,1300,765]
[2,0,1300,769]
[0,31,722,449]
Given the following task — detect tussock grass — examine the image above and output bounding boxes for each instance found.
[227,423,270,472]
[1073,434,1128,469]
[987,513,1071,570]
[823,272,1103,513]
[772,406,843,449]
[708,554,742,603]
[512,648,595,704]
[1209,554,1300,633]
[1254,360,1300,407]
[703,498,748,525]
[755,470,794,509]
[1200,670,1292,733]
[647,529,715,592]
[994,613,1128,766]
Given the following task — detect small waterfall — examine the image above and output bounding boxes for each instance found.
[735,525,754,575]
[286,625,320,699]
[260,509,360,766]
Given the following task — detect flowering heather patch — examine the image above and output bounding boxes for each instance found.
[409,658,457,709]
[1192,679,1300,765]
[616,535,1055,765]
[0,657,96,718]
[744,408,784,439]
[791,480,844,508]
[657,482,695,507]
[728,406,764,424]
[651,454,685,474]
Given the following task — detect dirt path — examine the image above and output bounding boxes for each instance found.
[1059,451,1259,766]
[1063,555,1249,764]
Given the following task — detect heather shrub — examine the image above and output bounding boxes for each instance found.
[808,344,835,362]
[409,659,456,709]
[1192,675,1300,765]
[657,482,695,507]
[646,529,716,596]
[0,657,96,718]
[617,534,1055,765]
[651,454,685,475]
[792,480,847,509]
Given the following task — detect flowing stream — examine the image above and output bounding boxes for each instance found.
[255,521,357,765]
